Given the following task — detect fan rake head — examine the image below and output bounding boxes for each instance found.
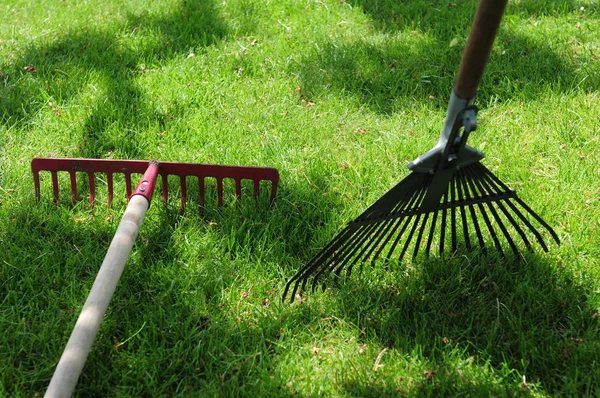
[283,161,560,302]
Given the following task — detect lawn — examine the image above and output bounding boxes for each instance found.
[1,0,599,396]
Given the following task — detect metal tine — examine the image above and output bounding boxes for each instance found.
[464,168,504,256]
[180,175,187,211]
[358,172,427,266]
[198,176,205,213]
[455,170,471,250]
[424,207,439,256]
[326,172,428,281]
[412,212,430,258]
[385,179,430,261]
[450,173,458,252]
[470,166,533,251]
[321,219,385,285]
[397,182,430,262]
[69,171,77,206]
[479,164,559,246]
[439,190,449,255]
[217,178,224,208]
[459,168,486,251]
[467,166,519,256]
[87,172,96,207]
[477,167,549,251]
[162,174,169,202]
[313,225,377,291]
[340,219,398,279]
[284,225,354,300]
[125,173,133,199]
[235,179,242,202]
[33,170,41,201]
[106,173,114,208]
[51,171,59,204]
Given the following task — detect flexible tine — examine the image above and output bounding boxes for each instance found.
[69,171,77,205]
[370,174,427,261]
[477,162,558,245]
[323,223,380,286]
[455,170,471,250]
[478,166,554,250]
[471,166,532,250]
[385,180,430,261]
[465,171,503,256]
[399,213,422,262]
[450,175,458,252]
[283,225,355,300]
[439,190,448,255]
[425,208,439,256]
[412,212,430,258]
[459,169,485,251]
[343,216,401,277]
[467,167,519,256]
[51,171,59,204]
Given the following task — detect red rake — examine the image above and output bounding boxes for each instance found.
[32,157,279,209]
[37,158,279,397]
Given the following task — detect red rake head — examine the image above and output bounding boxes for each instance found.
[31,158,279,210]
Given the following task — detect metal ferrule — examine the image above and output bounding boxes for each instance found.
[407,90,484,173]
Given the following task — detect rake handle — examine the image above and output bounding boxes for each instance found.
[453,0,508,100]
[45,163,159,398]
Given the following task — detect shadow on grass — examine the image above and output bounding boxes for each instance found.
[0,168,341,395]
[297,0,598,114]
[329,252,600,395]
[0,0,229,159]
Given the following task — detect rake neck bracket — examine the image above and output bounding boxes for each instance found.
[407,91,484,174]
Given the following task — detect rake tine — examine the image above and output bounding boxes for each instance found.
[455,170,471,250]
[459,169,486,251]
[480,164,560,246]
[465,170,504,257]
[33,170,41,202]
[87,172,96,206]
[425,208,439,256]
[162,174,169,202]
[235,179,242,202]
[180,175,187,211]
[476,165,549,251]
[412,212,430,258]
[106,172,114,208]
[217,178,224,208]
[326,222,382,284]
[385,180,430,261]
[399,212,423,262]
[467,167,519,256]
[470,166,532,251]
[439,190,448,255]
[51,171,59,204]
[125,173,133,199]
[283,225,354,301]
[198,176,205,213]
[362,173,427,263]
[450,175,458,252]
[69,171,77,206]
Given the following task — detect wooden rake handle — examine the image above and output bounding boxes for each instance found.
[454,0,508,100]
[45,162,159,398]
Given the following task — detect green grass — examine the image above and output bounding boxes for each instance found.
[1,0,599,396]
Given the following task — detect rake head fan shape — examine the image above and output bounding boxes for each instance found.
[283,0,560,302]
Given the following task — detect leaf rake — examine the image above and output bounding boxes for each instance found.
[283,0,560,302]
